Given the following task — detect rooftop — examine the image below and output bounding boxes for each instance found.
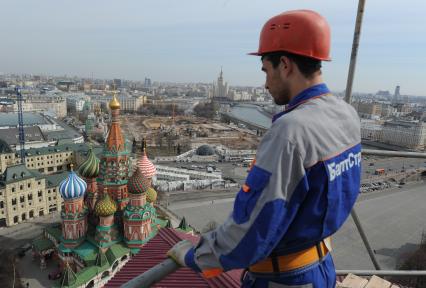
[0,164,41,184]
[0,112,49,127]
[105,228,241,288]
[0,126,45,146]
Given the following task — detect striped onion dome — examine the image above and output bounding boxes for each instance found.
[137,153,156,178]
[146,187,157,203]
[59,165,87,200]
[128,167,150,194]
[78,147,100,178]
[95,193,117,217]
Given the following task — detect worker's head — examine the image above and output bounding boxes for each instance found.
[250,10,331,105]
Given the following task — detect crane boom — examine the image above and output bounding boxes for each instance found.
[16,87,26,164]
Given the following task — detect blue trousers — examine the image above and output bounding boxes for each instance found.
[241,253,336,288]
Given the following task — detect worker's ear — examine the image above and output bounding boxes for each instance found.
[279,56,292,77]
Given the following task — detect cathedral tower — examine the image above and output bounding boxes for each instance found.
[59,164,88,248]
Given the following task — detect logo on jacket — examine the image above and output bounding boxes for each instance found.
[327,152,361,181]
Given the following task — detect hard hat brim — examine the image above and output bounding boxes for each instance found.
[248,50,332,61]
[247,51,261,56]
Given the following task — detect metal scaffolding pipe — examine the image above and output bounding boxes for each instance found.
[336,270,426,276]
[351,209,381,270]
[121,258,180,288]
[362,149,426,158]
[344,0,366,104]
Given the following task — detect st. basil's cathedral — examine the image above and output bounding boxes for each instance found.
[32,94,167,288]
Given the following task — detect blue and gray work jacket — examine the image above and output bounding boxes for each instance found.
[184,83,361,275]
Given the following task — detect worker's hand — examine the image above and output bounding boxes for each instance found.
[167,240,193,267]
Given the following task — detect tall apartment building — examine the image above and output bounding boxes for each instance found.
[211,68,229,99]
[382,120,426,150]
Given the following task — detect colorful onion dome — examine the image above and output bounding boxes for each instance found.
[146,187,157,203]
[128,167,150,194]
[109,94,120,110]
[95,193,117,217]
[137,153,157,178]
[78,147,100,178]
[59,164,87,200]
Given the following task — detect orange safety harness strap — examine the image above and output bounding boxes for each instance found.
[249,238,330,274]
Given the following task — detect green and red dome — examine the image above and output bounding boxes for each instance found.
[127,167,150,194]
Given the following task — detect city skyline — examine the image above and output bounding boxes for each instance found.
[1,0,426,96]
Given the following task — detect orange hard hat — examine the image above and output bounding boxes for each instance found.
[249,10,331,61]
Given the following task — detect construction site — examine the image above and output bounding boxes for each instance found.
[120,114,260,156]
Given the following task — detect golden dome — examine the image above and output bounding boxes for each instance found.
[146,187,157,203]
[109,94,120,110]
[95,194,117,217]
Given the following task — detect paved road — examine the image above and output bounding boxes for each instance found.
[0,212,61,250]
[17,249,58,288]
[168,181,426,270]
[333,181,426,270]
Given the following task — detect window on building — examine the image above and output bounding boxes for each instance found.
[12,199,16,205]
[48,197,51,201]
[20,185,23,190]
[48,167,54,172]
[14,216,18,223]
[38,181,41,185]
[28,194,33,201]
[20,196,25,203]
[38,191,42,197]
[0,201,3,209]
[11,187,15,192]
[27,183,31,188]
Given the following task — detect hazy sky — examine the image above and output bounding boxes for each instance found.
[1,1,425,95]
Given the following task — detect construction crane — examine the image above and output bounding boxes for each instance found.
[15,86,26,164]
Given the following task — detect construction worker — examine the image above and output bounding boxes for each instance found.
[168,10,361,287]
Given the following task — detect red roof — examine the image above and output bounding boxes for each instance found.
[105,228,242,288]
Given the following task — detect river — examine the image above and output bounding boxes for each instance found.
[228,104,272,129]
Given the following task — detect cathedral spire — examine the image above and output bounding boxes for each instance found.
[106,92,125,152]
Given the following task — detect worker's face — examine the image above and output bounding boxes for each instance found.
[262,57,291,105]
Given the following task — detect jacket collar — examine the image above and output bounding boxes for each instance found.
[272,83,330,123]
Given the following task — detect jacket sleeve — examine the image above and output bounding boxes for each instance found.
[184,130,308,275]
